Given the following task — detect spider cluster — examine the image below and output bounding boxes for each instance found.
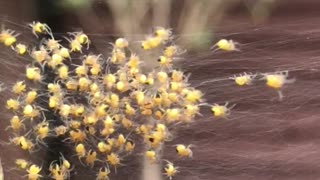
[1,21,238,180]
[1,18,296,179]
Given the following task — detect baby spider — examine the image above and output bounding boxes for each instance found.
[141,36,162,50]
[165,108,181,122]
[230,72,257,86]
[75,143,86,162]
[28,21,52,38]
[154,27,172,41]
[26,164,42,180]
[261,71,295,100]
[113,37,129,49]
[158,55,173,69]
[210,102,236,118]
[96,167,110,180]
[145,150,157,163]
[49,163,62,180]
[15,158,29,170]
[124,140,135,153]
[211,39,240,52]
[54,125,68,137]
[0,28,19,46]
[49,153,73,179]
[6,115,25,132]
[13,135,35,152]
[164,160,179,180]
[30,45,48,66]
[163,45,186,58]
[12,81,26,95]
[43,37,61,52]
[68,31,90,49]
[106,152,121,167]
[0,28,12,42]
[6,98,20,111]
[68,38,83,53]
[85,150,97,167]
[34,121,50,144]
[13,43,27,55]
[26,66,42,82]
[175,144,193,158]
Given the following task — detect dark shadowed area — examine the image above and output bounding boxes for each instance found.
[0,0,320,180]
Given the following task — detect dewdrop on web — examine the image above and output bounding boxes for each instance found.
[0,21,247,180]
